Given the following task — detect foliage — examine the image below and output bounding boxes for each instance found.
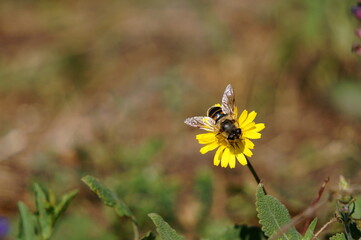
[81,175,133,219]
[17,184,78,240]
[329,233,347,240]
[256,184,301,240]
[148,213,184,240]
[303,218,318,240]
[13,175,361,240]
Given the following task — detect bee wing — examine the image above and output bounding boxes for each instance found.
[184,116,218,132]
[221,84,235,115]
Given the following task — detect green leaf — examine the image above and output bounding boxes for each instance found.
[81,175,117,207]
[33,183,52,240]
[329,233,346,240]
[17,202,36,240]
[113,200,133,218]
[352,198,361,219]
[303,218,317,240]
[81,175,133,218]
[141,232,156,240]
[256,184,301,240]
[148,213,184,240]
[54,189,78,223]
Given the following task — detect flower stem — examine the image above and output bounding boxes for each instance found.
[313,217,337,239]
[245,156,267,194]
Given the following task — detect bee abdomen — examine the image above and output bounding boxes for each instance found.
[207,106,226,122]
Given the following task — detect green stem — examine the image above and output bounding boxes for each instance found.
[246,156,267,194]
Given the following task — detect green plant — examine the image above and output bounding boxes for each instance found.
[17,184,78,240]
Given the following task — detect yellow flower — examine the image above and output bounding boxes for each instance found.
[196,109,265,168]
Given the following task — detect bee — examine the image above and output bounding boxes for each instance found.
[184,84,242,142]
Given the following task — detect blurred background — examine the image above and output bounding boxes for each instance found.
[1,0,361,239]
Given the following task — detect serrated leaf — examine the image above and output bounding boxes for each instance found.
[54,189,78,223]
[148,213,184,240]
[81,175,117,207]
[17,202,35,240]
[141,231,156,240]
[34,183,52,239]
[303,218,317,240]
[256,184,301,240]
[329,233,346,240]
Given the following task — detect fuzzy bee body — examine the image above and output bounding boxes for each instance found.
[185,84,242,142]
[207,106,226,122]
[207,106,242,141]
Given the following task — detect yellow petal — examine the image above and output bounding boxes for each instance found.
[238,110,248,125]
[241,111,257,128]
[221,147,231,168]
[243,147,253,157]
[196,133,217,144]
[231,142,244,155]
[243,122,256,131]
[243,131,261,139]
[229,153,236,168]
[200,141,219,154]
[245,139,255,149]
[255,123,265,132]
[236,153,247,165]
[213,146,225,166]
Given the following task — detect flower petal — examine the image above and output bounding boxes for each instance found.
[221,147,231,168]
[238,110,248,125]
[196,133,217,144]
[231,142,244,155]
[200,141,219,154]
[255,123,265,132]
[236,153,247,165]
[241,111,257,128]
[213,146,225,166]
[229,153,236,168]
[243,147,253,157]
[243,131,261,139]
[245,139,255,149]
[243,122,256,131]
